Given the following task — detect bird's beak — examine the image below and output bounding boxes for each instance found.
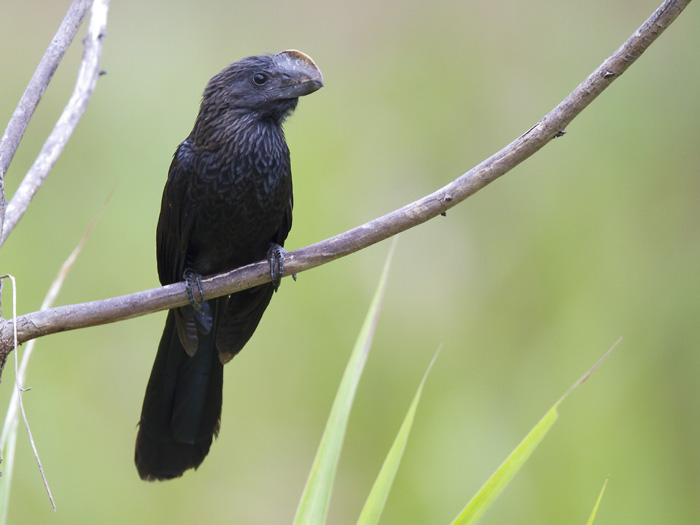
[273,50,324,98]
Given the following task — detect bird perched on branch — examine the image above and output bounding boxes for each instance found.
[135,50,323,481]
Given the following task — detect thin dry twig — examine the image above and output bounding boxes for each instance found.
[1,0,108,246]
[0,274,56,511]
[0,0,93,244]
[0,191,111,511]
[0,0,692,372]
[0,0,93,179]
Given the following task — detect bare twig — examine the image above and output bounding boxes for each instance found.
[0,0,691,370]
[0,0,92,179]
[0,0,93,242]
[1,0,109,246]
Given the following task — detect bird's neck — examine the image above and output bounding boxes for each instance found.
[190,107,288,153]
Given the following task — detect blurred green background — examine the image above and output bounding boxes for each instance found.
[1,0,698,523]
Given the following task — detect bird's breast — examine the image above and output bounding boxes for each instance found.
[185,135,292,272]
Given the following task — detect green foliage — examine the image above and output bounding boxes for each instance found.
[451,406,559,525]
[294,241,396,524]
[357,351,438,525]
[296,247,614,524]
[586,477,610,525]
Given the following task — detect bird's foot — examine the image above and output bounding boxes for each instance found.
[267,243,296,292]
[183,269,205,315]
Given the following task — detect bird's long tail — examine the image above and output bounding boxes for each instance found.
[135,309,223,481]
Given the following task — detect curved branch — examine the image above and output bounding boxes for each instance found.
[0,0,691,362]
[1,0,109,246]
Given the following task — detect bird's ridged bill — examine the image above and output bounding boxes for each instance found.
[273,50,324,97]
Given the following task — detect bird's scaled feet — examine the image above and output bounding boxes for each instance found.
[183,269,205,315]
[267,243,296,292]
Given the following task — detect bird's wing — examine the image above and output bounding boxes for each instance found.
[156,140,202,355]
[156,140,197,286]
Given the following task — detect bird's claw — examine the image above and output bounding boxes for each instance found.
[268,243,295,292]
[183,269,205,315]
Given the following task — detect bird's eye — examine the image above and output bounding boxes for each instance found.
[253,73,268,85]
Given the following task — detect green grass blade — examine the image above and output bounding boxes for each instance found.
[294,239,397,525]
[451,403,560,525]
[586,477,610,525]
[357,350,440,525]
[451,339,621,525]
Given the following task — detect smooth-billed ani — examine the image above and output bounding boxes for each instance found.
[135,50,323,481]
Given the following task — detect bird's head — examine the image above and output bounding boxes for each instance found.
[200,50,323,124]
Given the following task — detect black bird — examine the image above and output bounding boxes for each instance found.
[135,50,323,481]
